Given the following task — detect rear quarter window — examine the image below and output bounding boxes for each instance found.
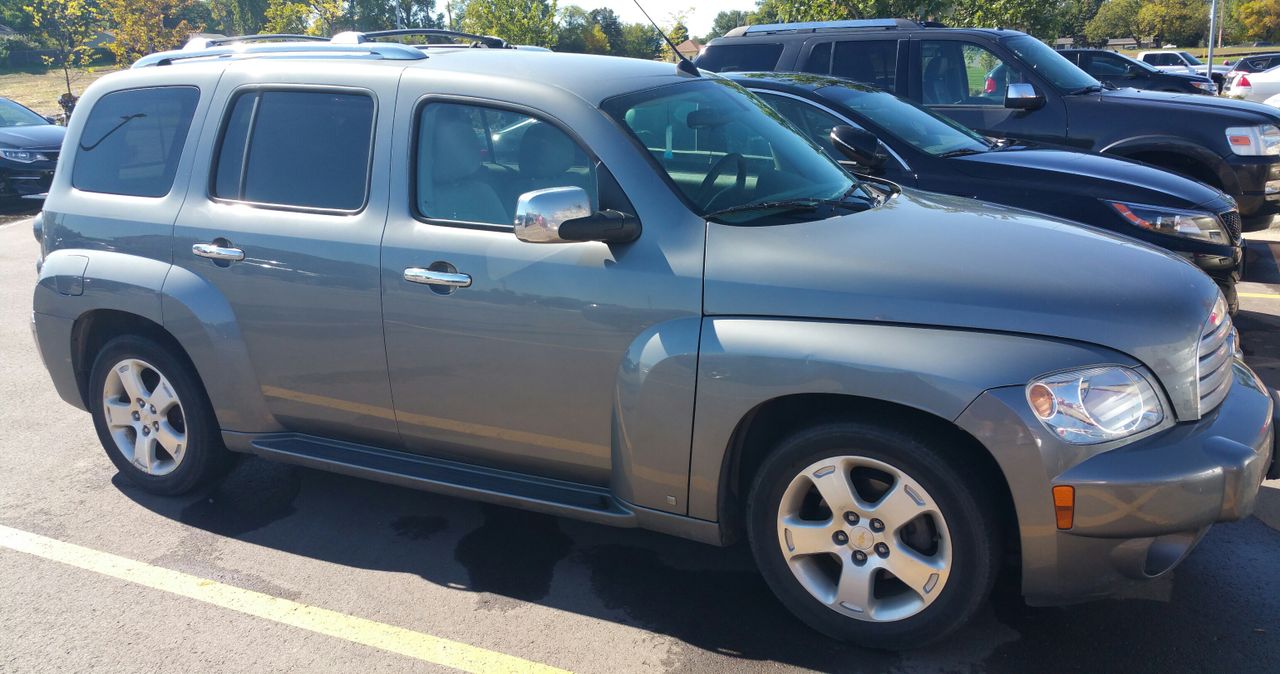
[695,43,784,72]
[71,86,199,198]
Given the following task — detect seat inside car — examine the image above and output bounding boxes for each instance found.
[419,111,509,224]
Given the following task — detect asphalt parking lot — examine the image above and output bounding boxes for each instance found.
[1,210,1278,673]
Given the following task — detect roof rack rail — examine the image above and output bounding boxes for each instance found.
[132,41,427,68]
[182,34,328,50]
[729,19,920,37]
[332,29,510,49]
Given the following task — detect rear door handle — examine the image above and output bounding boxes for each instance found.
[192,242,245,261]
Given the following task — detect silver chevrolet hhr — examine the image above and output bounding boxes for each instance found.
[30,32,1277,648]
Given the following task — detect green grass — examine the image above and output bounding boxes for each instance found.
[0,67,121,116]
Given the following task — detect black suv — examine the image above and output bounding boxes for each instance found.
[1057,49,1217,95]
[696,19,1280,230]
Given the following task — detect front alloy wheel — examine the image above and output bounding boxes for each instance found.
[777,456,952,623]
[748,422,1000,648]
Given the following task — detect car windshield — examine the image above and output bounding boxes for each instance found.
[1181,52,1203,65]
[1005,35,1099,91]
[602,78,863,223]
[815,83,991,157]
[0,98,50,127]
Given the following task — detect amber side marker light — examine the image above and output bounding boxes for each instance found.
[1052,485,1075,530]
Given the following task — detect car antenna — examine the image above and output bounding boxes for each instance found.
[632,0,699,76]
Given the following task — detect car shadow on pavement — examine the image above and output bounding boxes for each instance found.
[112,453,1280,672]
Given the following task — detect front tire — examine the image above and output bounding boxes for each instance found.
[747,422,1001,649]
[89,334,230,495]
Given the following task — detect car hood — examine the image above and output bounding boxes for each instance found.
[703,188,1219,420]
[1096,87,1280,121]
[0,124,65,150]
[949,147,1228,210]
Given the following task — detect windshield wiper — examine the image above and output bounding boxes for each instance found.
[937,148,985,158]
[1066,84,1103,95]
[705,193,871,220]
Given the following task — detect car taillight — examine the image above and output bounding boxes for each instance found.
[985,77,996,94]
[1240,75,1252,88]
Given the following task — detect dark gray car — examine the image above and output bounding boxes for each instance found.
[30,36,1277,648]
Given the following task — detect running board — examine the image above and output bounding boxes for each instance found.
[246,433,634,525]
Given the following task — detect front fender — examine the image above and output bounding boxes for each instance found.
[686,318,1135,521]
[1100,136,1238,196]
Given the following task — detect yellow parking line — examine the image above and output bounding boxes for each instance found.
[1240,292,1280,299]
[0,524,569,674]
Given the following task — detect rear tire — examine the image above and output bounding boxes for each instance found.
[746,422,1001,649]
[88,334,231,495]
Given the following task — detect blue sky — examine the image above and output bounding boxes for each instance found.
[562,0,760,39]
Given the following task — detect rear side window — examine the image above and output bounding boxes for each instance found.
[72,86,199,197]
[831,40,899,90]
[213,89,374,211]
[695,43,783,72]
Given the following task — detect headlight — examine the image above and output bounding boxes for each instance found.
[1194,80,1217,93]
[0,149,39,163]
[1026,367,1164,444]
[1107,201,1227,242]
[1225,124,1280,155]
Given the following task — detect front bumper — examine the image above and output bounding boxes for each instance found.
[1225,154,1280,219]
[0,163,55,199]
[958,359,1274,605]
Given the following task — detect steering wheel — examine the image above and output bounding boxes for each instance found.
[697,153,747,210]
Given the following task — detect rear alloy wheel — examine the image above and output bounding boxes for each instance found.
[89,335,230,495]
[748,422,1000,649]
[102,358,188,476]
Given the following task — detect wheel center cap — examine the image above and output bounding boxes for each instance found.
[848,526,874,550]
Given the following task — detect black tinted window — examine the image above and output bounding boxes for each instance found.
[72,86,199,197]
[695,43,783,72]
[213,90,374,211]
[803,43,832,73]
[831,41,898,90]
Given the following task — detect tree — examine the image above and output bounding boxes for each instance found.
[208,0,269,35]
[1085,0,1144,46]
[616,21,661,59]
[748,0,950,25]
[1058,0,1105,46]
[1235,0,1280,43]
[263,0,311,33]
[950,0,1064,38]
[588,7,623,52]
[461,0,557,47]
[661,16,688,61]
[23,0,105,100]
[1137,0,1204,47]
[102,0,199,65]
[705,9,749,41]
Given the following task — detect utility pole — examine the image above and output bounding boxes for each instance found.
[1206,0,1219,75]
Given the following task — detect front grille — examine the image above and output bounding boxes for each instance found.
[1220,209,1242,241]
[1197,298,1236,415]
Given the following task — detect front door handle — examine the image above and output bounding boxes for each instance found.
[193,242,245,261]
[404,267,472,288]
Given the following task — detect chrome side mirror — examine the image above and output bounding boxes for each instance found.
[514,187,593,243]
[1004,82,1045,110]
[514,186,640,244]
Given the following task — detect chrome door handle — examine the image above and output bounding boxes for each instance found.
[192,242,245,261]
[404,267,472,288]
